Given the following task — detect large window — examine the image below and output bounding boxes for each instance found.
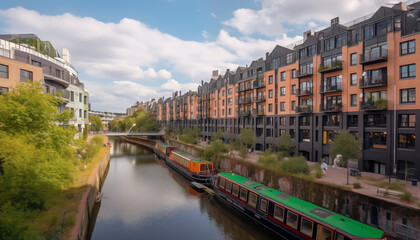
[399,114,416,128]
[351,53,357,65]
[273,205,285,222]
[367,132,387,149]
[400,88,415,104]
[350,73,357,86]
[399,134,415,149]
[347,115,358,128]
[20,69,33,82]
[240,188,248,201]
[280,87,286,96]
[351,94,357,107]
[401,40,415,55]
[280,102,285,111]
[268,104,273,112]
[400,64,416,79]
[247,192,258,208]
[300,129,310,142]
[365,114,387,127]
[0,64,8,78]
[287,211,298,229]
[300,218,314,237]
[364,24,374,40]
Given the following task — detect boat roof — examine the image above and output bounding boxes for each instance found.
[156,142,174,148]
[172,151,211,163]
[219,172,384,239]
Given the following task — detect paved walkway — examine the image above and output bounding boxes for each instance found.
[197,140,420,209]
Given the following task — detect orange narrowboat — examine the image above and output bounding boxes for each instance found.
[167,150,214,184]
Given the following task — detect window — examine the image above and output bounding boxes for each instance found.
[279,117,286,125]
[268,75,273,84]
[307,45,315,56]
[324,37,334,51]
[225,181,232,193]
[399,114,415,128]
[301,218,314,237]
[20,69,33,82]
[286,53,293,64]
[280,71,286,81]
[351,94,357,106]
[316,225,333,240]
[273,205,285,222]
[292,69,296,78]
[323,130,337,144]
[228,88,233,95]
[401,40,415,55]
[364,24,374,39]
[228,108,232,115]
[290,129,296,138]
[399,134,415,149]
[259,199,268,213]
[79,93,82,102]
[79,109,82,118]
[351,53,357,65]
[300,129,310,142]
[368,132,387,149]
[348,115,359,128]
[287,211,298,229]
[292,85,296,95]
[71,91,74,102]
[0,64,8,78]
[400,64,416,79]
[232,184,239,197]
[240,188,248,201]
[350,73,357,86]
[400,88,415,104]
[268,104,273,112]
[84,96,87,104]
[31,60,41,67]
[0,87,9,94]
[292,101,296,111]
[222,90,225,96]
[248,192,258,208]
[280,87,286,96]
[268,90,273,98]
[55,69,61,78]
[280,102,285,111]
[299,49,306,59]
[228,98,233,105]
[219,178,226,189]
[222,100,225,106]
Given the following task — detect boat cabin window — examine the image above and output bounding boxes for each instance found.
[274,205,285,222]
[335,233,351,240]
[247,192,258,208]
[225,181,232,193]
[316,225,332,240]
[259,199,268,213]
[232,184,240,197]
[219,178,226,189]
[300,217,314,237]
[240,188,248,201]
[287,211,298,229]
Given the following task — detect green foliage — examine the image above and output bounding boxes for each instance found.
[80,135,104,163]
[203,140,229,168]
[312,163,323,177]
[258,150,279,166]
[229,140,241,151]
[110,109,157,133]
[276,134,294,156]
[89,115,103,131]
[239,128,255,147]
[239,146,248,160]
[180,127,200,144]
[400,192,417,203]
[212,130,224,141]
[278,156,310,174]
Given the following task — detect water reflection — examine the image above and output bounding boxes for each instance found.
[90,139,276,240]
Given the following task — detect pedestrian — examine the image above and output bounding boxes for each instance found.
[321,160,328,175]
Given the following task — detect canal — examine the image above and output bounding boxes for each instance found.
[89,139,277,240]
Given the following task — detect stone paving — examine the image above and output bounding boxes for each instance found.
[197,140,420,209]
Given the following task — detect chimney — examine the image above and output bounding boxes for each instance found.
[303,30,315,42]
[212,70,218,77]
[331,17,339,26]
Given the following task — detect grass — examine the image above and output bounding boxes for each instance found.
[25,134,109,239]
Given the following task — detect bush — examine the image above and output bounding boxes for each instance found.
[278,156,309,174]
[180,127,199,144]
[258,150,279,167]
[203,140,229,168]
[80,135,104,163]
[400,192,418,203]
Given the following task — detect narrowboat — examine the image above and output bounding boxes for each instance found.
[167,151,214,184]
[154,142,175,161]
[213,172,396,240]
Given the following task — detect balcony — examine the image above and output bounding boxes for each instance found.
[296,105,313,114]
[297,87,313,97]
[297,69,313,78]
[360,47,387,65]
[318,60,342,73]
[239,110,251,116]
[359,98,388,111]
[320,82,342,94]
[253,80,265,89]
[256,95,266,103]
[254,109,265,116]
[238,84,252,92]
[359,76,387,89]
[320,102,342,112]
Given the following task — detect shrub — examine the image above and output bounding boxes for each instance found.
[400,192,417,203]
[278,156,309,174]
[258,150,278,166]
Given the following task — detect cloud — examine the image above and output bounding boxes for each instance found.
[201,30,208,38]
[223,0,385,36]
[211,12,217,18]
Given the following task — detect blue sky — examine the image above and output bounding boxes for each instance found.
[0,0,388,112]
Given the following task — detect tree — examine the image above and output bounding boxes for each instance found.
[89,115,103,131]
[329,130,362,185]
[276,134,294,156]
[203,139,229,168]
[239,128,255,148]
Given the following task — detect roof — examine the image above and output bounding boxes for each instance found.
[172,151,210,163]
[219,172,384,239]
[156,142,174,148]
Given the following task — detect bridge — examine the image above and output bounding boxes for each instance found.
[105,132,165,137]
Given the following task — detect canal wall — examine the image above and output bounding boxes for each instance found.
[70,148,111,240]
[167,139,420,239]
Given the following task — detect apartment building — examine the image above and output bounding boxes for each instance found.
[141,2,420,180]
[0,34,90,133]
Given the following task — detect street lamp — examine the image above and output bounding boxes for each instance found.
[127,123,136,135]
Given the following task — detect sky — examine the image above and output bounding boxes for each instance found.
[0,0,391,113]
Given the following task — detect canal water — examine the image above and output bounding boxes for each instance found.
[90,139,277,240]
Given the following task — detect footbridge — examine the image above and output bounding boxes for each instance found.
[105,132,165,137]
[105,132,164,151]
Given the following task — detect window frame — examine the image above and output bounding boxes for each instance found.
[401,40,415,55]
[239,187,248,202]
[350,73,357,86]
[350,53,357,65]
[286,211,298,229]
[19,69,33,82]
[259,198,268,213]
[273,205,285,222]
[219,177,226,189]
[0,64,8,79]
[300,217,314,237]
[350,94,357,107]
[400,64,416,79]
[232,184,239,197]
[400,88,416,104]
[247,192,258,209]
